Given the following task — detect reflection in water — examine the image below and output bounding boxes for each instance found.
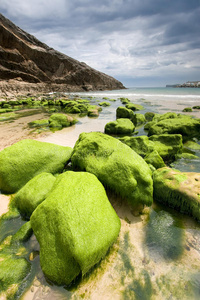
[145,210,185,260]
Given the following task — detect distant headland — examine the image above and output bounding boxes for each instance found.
[166,81,200,88]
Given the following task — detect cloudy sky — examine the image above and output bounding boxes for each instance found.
[1,0,200,87]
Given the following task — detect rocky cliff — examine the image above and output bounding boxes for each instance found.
[0,13,125,96]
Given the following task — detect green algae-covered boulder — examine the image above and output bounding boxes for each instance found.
[116,106,135,123]
[153,167,200,221]
[71,132,153,207]
[11,221,33,243]
[144,150,165,169]
[15,172,56,218]
[105,118,135,135]
[148,116,200,141]
[0,140,72,194]
[145,112,156,121]
[149,134,183,161]
[30,171,121,286]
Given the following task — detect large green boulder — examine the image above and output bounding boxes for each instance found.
[71,132,153,207]
[148,116,200,141]
[49,113,76,129]
[15,172,56,219]
[133,113,146,126]
[0,140,72,194]
[30,171,121,286]
[105,118,135,135]
[153,167,200,221]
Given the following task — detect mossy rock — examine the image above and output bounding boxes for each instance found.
[176,153,199,160]
[0,112,18,122]
[0,139,72,194]
[149,134,183,161]
[87,109,99,117]
[119,136,155,157]
[153,167,200,221]
[98,102,111,107]
[71,132,153,208]
[147,116,200,141]
[193,105,200,109]
[28,119,49,128]
[133,113,146,126]
[183,140,200,150]
[0,256,31,298]
[30,171,121,286]
[183,107,192,112]
[0,108,14,114]
[119,97,130,104]
[116,106,135,123]
[125,103,144,111]
[105,118,135,135]
[145,112,156,121]
[144,150,166,169]
[15,172,56,219]
[49,113,76,128]
[11,221,33,243]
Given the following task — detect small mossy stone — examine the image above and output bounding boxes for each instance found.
[153,167,200,221]
[183,107,192,112]
[0,256,31,295]
[116,106,135,123]
[119,97,130,104]
[71,132,153,208]
[144,150,166,169]
[28,119,49,128]
[0,139,72,194]
[49,113,70,128]
[133,113,146,126]
[145,112,156,121]
[98,102,111,107]
[11,221,33,243]
[105,118,135,135]
[125,103,144,111]
[31,171,121,286]
[15,172,56,218]
[183,141,200,150]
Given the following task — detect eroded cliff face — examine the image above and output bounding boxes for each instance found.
[0,13,125,95]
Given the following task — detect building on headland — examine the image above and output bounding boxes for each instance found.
[177,81,200,88]
[166,81,200,88]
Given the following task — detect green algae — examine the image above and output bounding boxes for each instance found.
[144,150,166,169]
[116,106,135,123]
[125,103,144,111]
[28,119,49,128]
[98,102,111,107]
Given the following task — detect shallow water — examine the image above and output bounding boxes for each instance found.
[0,89,200,299]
